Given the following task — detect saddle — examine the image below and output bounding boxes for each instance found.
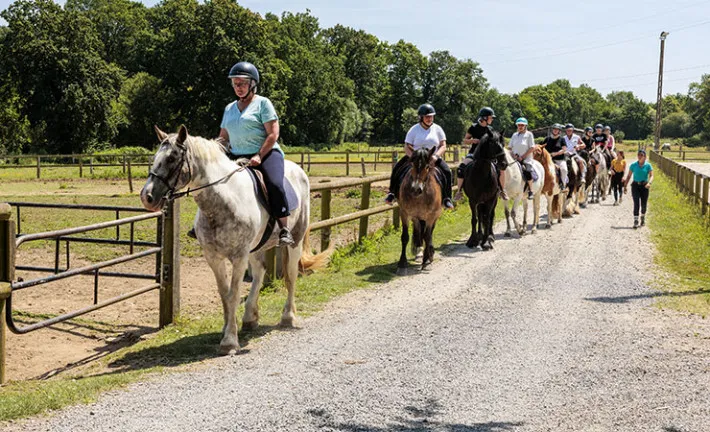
[513,160,537,182]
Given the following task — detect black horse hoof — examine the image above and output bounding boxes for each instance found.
[396,267,408,276]
[466,239,476,249]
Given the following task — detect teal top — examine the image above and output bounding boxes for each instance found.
[220,95,282,156]
[629,161,653,183]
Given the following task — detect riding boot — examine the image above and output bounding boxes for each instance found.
[443,167,454,209]
[640,214,646,227]
[277,220,295,246]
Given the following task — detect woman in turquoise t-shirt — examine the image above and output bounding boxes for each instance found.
[623,149,654,229]
[218,61,293,246]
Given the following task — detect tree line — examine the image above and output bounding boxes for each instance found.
[0,0,708,155]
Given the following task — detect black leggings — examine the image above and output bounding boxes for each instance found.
[631,182,649,217]
[611,172,624,201]
[256,150,289,218]
[389,156,452,202]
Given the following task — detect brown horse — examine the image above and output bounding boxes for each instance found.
[397,147,443,275]
[532,146,563,227]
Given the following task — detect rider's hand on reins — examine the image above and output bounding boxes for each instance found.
[249,154,262,166]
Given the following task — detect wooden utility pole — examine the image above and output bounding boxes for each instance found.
[654,31,669,151]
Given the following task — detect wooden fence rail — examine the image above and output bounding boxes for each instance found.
[0,146,466,185]
[649,151,710,223]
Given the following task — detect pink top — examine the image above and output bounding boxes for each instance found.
[606,135,615,150]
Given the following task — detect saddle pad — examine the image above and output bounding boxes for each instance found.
[246,167,299,213]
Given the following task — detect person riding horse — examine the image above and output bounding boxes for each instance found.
[563,123,587,186]
[579,126,594,160]
[385,104,454,209]
[542,124,568,191]
[188,61,294,246]
[455,107,508,201]
[508,117,536,200]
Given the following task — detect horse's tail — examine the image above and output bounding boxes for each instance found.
[299,225,333,274]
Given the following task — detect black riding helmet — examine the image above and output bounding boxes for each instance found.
[418,103,436,117]
[565,123,574,129]
[478,107,496,118]
[228,61,260,83]
[585,126,593,132]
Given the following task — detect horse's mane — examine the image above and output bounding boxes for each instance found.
[185,135,233,164]
[472,131,505,161]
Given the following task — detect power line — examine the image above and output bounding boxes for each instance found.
[475,0,710,58]
[595,75,703,92]
[482,19,710,66]
[579,64,710,83]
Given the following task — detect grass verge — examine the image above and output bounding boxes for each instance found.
[0,199,489,422]
[648,172,710,317]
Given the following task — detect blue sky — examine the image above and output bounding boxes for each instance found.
[2,0,709,102]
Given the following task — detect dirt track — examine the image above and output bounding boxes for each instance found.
[10,195,710,431]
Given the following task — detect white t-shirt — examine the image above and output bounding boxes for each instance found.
[508,131,536,162]
[405,123,446,151]
[563,134,582,154]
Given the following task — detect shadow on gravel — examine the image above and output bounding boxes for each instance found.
[307,399,524,431]
[610,226,635,230]
[585,289,708,304]
[101,325,281,373]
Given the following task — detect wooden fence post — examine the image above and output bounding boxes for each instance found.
[127,159,134,193]
[300,153,304,169]
[695,173,702,206]
[702,176,709,217]
[89,157,94,175]
[36,156,41,179]
[79,157,83,178]
[122,155,127,174]
[321,189,332,251]
[358,182,371,242]
[346,151,350,176]
[0,203,16,385]
[392,151,398,169]
[159,199,180,328]
[682,151,686,161]
[374,150,379,172]
[454,148,460,163]
[361,158,366,177]
[307,153,311,172]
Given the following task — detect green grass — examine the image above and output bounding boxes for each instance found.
[648,172,710,316]
[0,199,483,422]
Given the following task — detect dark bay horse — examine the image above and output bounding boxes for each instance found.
[397,147,443,275]
[463,131,505,250]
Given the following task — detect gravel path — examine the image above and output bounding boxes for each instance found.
[681,162,710,177]
[9,195,710,432]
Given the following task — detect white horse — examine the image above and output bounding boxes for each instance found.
[532,146,564,228]
[141,126,330,355]
[503,150,545,236]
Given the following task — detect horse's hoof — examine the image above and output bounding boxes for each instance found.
[481,243,493,251]
[279,317,296,328]
[573,209,580,215]
[545,223,551,229]
[242,320,259,332]
[218,344,240,356]
[531,228,537,234]
[396,267,408,276]
[466,239,475,249]
[504,231,512,237]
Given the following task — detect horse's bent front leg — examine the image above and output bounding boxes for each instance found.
[280,241,302,327]
[242,251,267,331]
[397,218,410,275]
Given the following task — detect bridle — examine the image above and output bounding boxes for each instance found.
[148,139,244,200]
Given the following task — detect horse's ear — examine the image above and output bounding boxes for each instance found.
[177,125,189,146]
[154,125,168,142]
[428,146,436,158]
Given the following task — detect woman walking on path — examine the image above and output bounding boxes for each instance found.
[623,150,654,228]
[610,150,626,206]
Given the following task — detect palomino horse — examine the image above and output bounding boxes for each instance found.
[397,147,443,275]
[463,131,504,250]
[532,146,563,227]
[502,150,546,236]
[141,126,330,355]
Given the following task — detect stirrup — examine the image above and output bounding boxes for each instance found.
[444,198,454,209]
[187,227,197,239]
[278,227,295,246]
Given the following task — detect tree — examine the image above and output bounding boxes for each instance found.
[688,74,710,138]
[606,91,654,140]
[1,0,124,153]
